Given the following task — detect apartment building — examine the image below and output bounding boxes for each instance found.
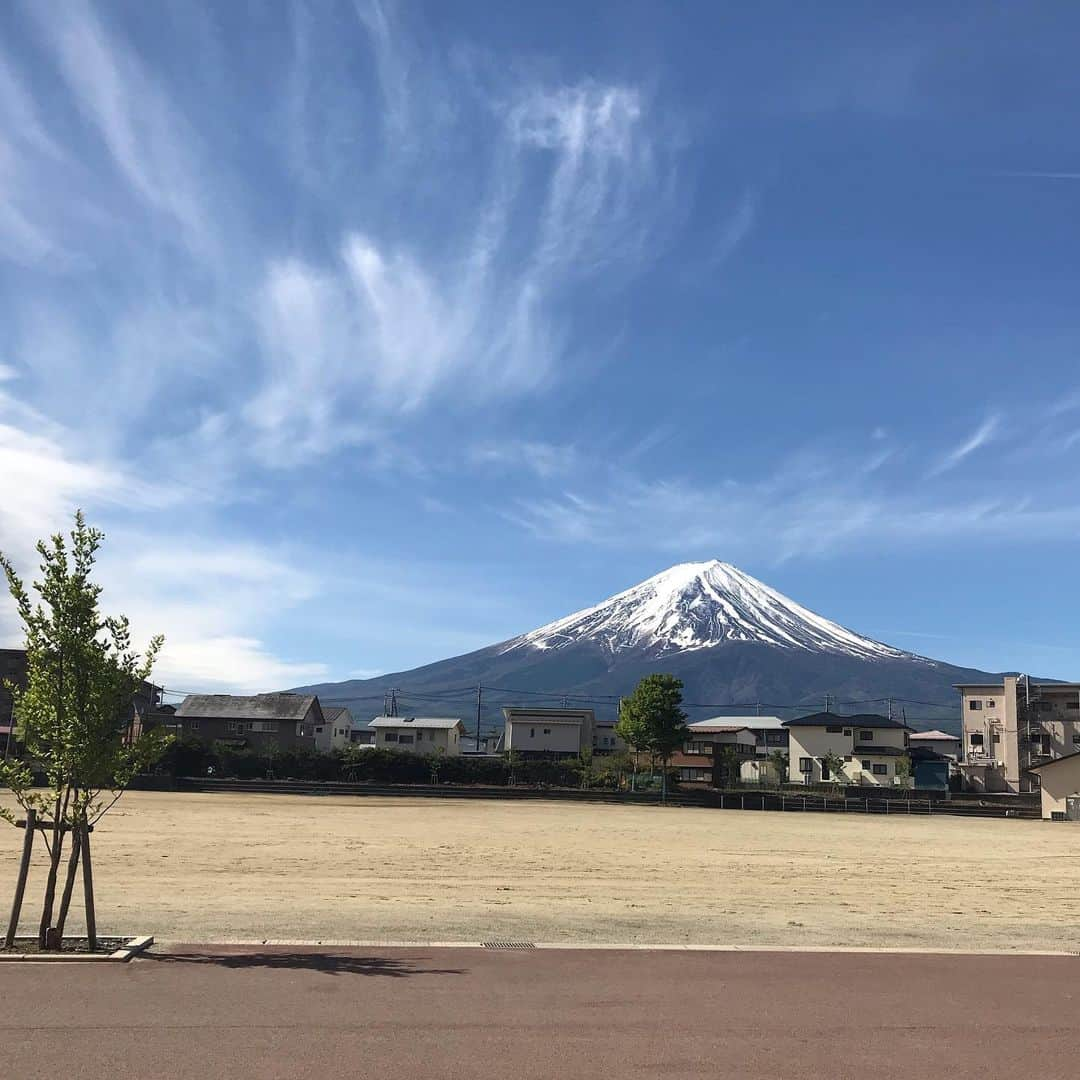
[957,676,1080,794]
[368,716,465,755]
[784,712,911,786]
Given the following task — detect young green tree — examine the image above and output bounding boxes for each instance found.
[614,696,649,792]
[821,750,847,785]
[0,512,170,949]
[767,749,789,786]
[577,747,594,789]
[895,753,913,790]
[715,745,742,790]
[620,674,689,803]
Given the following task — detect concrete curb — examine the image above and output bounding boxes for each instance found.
[0,935,154,963]
[151,938,1080,958]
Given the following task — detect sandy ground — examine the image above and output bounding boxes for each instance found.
[2,790,1078,949]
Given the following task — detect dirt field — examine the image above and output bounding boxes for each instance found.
[2,791,1078,949]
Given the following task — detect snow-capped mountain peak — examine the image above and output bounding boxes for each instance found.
[501,560,911,661]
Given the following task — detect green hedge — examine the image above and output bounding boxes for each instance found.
[156,737,647,790]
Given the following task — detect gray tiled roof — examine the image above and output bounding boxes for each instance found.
[176,693,317,721]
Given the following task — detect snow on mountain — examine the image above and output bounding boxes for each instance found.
[501,560,913,662]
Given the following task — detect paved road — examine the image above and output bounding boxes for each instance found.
[1,946,1077,1079]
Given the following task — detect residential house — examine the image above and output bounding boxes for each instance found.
[957,676,1080,794]
[784,712,911,786]
[686,716,787,783]
[592,719,625,755]
[314,705,354,753]
[908,729,962,761]
[670,726,756,786]
[503,707,595,760]
[173,693,322,751]
[369,716,465,755]
[2,647,163,753]
[1029,752,1080,819]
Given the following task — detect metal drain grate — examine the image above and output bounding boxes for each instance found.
[482,941,536,950]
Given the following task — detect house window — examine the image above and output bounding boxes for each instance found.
[969,733,984,747]
[991,733,1000,743]
[315,726,323,734]
[398,734,414,745]
[872,763,888,776]
[190,720,200,731]
[825,725,843,734]
[765,732,784,745]
[861,760,871,770]
[543,728,552,735]
[384,732,398,743]
[798,757,812,773]
[968,700,982,711]
[986,700,995,708]
[860,730,874,742]
[843,756,852,763]
[843,729,852,737]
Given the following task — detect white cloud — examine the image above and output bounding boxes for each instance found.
[929,415,1001,476]
[506,431,1080,564]
[712,189,757,266]
[467,440,579,479]
[36,0,213,254]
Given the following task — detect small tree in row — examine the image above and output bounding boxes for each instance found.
[0,512,170,949]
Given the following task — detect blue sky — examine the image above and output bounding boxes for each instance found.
[1,0,1078,693]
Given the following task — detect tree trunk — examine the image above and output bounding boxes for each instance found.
[661,757,668,804]
[54,823,83,939]
[38,801,66,949]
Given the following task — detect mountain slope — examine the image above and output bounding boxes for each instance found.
[294,561,1002,733]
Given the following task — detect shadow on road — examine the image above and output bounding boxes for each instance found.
[145,949,467,977]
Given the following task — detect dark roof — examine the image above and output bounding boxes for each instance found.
[783,711,911,731]
[321,705,351,723]
[853,744,907,758]
[1029,750,1080,772]
[176,693,318,721]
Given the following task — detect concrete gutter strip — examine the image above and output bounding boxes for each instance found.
[151,938,1079,957]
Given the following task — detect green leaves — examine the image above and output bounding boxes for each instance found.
[0,511,171,827]
[618,674,690,760]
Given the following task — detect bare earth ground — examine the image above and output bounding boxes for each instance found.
[2,790,1078,949]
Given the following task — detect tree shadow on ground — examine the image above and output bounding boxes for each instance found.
[145,950,467,977]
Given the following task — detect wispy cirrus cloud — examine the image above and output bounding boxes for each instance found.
[928,414,1001,476]
[0,0,691,687]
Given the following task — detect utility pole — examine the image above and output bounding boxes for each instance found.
[389,688,398,718]
[825,694,831,713]
[887,698,893,721]
[475,683,483,752]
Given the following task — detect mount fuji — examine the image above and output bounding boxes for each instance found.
[294,561,999,732]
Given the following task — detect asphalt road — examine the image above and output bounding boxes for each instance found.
[1,946,1077,1079]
